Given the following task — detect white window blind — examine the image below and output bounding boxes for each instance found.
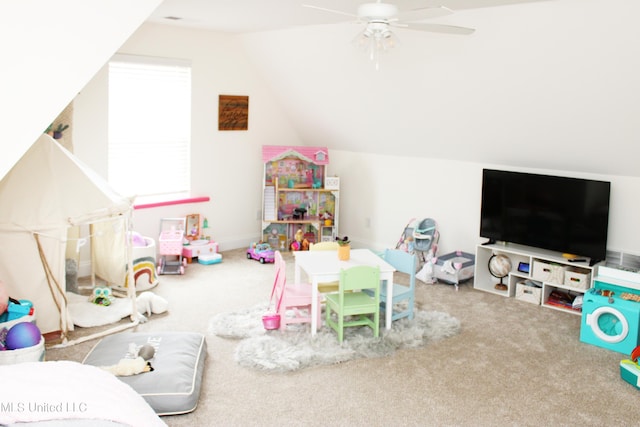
[108,54,191,199]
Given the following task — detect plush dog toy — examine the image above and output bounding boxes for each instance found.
[101,357,154,376]
[136,292,169,317]
[100,343,156,376]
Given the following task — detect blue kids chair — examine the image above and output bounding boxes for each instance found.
[372,249,418,322]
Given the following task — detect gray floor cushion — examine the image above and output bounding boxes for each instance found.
[83,331,207,416]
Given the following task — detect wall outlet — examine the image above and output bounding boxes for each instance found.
[256,210,262,220]
[365,217,371,228]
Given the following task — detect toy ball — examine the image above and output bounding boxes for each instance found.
[138,344,156,360]
[6,322,41,350]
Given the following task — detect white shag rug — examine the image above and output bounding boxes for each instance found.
[209,304,461,372]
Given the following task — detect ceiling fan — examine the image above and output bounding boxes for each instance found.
[304,1,475,35]
[303,1,475,67]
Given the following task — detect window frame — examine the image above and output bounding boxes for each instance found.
[107,53,192,201]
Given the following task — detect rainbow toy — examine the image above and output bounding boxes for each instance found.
[124,257,159,291]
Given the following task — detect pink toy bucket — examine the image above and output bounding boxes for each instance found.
[262,313,280,330]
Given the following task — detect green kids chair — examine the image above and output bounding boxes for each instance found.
[325,265,380,343]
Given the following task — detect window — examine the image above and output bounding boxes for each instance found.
[108,54,191,200]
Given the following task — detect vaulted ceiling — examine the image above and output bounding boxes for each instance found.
[3,1,637,180]
[147,0,545,33]
[143,0,640,178]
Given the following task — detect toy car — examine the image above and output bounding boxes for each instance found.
[246,243,275,264]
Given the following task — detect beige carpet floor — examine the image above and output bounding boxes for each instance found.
[46,248,640,426]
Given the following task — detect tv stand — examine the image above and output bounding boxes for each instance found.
[474,242,600,316]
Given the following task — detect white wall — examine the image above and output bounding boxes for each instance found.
[240,0,640,178]
[74,23,301,250]
[72,20,640,259]
[331,150,640,257]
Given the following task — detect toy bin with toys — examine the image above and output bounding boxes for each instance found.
[0,299,45,364]
[620,345,640,389]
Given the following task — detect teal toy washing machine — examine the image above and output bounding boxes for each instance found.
[580,281,640,355]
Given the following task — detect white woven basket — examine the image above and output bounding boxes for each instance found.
[0,312,37,331]
[0,335,45,365]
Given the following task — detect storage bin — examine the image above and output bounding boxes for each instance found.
[516,282,542,305]
[564,269,591,290]
[0,336,45,365]
[532,260,566,284]
[130,236,158,291]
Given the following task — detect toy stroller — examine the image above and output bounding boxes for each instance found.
[396,218,439,262]
[157,218,187,275]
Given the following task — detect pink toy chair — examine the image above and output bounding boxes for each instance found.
[273,251,322,331]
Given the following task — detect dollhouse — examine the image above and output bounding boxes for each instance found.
[261,145,339,250]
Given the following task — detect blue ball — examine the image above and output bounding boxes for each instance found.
[6,322,41,350]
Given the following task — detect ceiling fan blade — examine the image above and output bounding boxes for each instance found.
[397,6,453,22]
[394,22,475,35]
[302,4,357,19]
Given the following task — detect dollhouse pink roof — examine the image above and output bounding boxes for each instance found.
[262,145,329,165]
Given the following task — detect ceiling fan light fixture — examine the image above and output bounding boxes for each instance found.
[306,1,473,69]
[353,21,398,69]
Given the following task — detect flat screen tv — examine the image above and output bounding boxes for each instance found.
[480,169,611,264]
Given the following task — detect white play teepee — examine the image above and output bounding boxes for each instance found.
[0,134,136,343]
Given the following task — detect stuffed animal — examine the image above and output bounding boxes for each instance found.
[136,292,169,317]
[100,342,156,376]
[91,287,113,306]
[100,357,153,376]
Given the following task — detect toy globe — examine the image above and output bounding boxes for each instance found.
[6,322,41,350]
[488,254,512,291]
